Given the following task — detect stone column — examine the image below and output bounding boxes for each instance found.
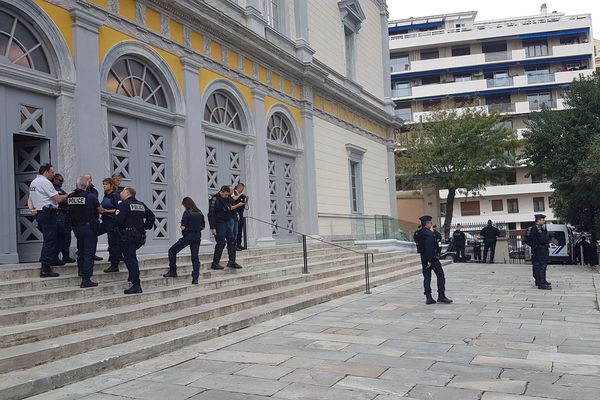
[386,142,398,219]
[244,0,267,37]
[251,88,276,246]
[299,104,320,236]
[294,0,314,62]
[70,9,107,180]
[379,2,394,114]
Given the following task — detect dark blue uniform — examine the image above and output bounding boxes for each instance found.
[526,224,551,287]
[480,225,501,263]
[67,189,100,278]
[208,193,237,268]
[417,228,447,298]
[166,210,205,282]
[452,230,466,261]
[114,197,155,288]
[100,191,122,269]
[54,184,72,264]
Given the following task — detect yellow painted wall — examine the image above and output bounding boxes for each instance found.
[199,68,254,113]
[170,20,184,44]
[146,7,161,33]
[98,26,183,91]
[258,66,268,84]
[228,50,239,70]
[120,0,136,21]
[90,0,108,8]
[244,59,254,77]
[210,41,222,62]
[34,0,73,55]
[191,31,204,53]
[283,80,292,95]
[265,96,302,130]
[271,73,281,90]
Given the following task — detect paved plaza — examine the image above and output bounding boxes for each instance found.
[29,261,600,400]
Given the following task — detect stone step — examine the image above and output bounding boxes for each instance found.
[0,251,411,327]
[0,246,355,294]
[0,252,412,343]
[0,249,392,311]
[0,254,418,374]
[0,242,355,281]
[0,261,423,400]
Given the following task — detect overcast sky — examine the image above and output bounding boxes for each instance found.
[387,1,599,37]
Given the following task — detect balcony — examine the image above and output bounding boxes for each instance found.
[392,87,412,97]
[529,99,557,110]
[394,108,413,121]
[487,77,513,88]
[390,59,411,73]
[527,73,555,84]
[484,51,511,62]
[487,103,516,113]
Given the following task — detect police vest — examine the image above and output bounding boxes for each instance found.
[67,191,93,224]
[186,211,205,232]
[123,200,147,230]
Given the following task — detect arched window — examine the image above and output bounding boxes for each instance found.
[0,9,50,73]
[267,112,293,145]
[106,57,168,108]
[204,90,243,131]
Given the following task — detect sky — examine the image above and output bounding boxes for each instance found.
[387,0,600,37]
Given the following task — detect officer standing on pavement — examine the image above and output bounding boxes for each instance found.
[525,214,552,290]
[209,185,243,270]
[114,187,155,294]
[416,216,453,305]
[67,177,105,288]
[28,163,70,278]
[452,224,467,262]
[480,220,501,263]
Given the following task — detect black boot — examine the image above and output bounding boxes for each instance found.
[80,277,98,288]
[40,265,60,278]
[63,256,76,263]
[426,295,436,305]
[124,284,143,294]
[211,263,224,270]
[438,294,453,304]
[104,265,119,273]
[227,262,243,269]
[191,278,199,284]
[163,268,177,278]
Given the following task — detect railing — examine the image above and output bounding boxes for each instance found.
[484,51,511,62]
[527,73,555,84]
[390,60,411,72]
[529,99,557,110]
[486,77,513,88]
[318,213,407,242]
[487,103,516,113]
[245,215,375,294]
[393,108,413,121]
[392,87,412,97]
[525,48,552,58]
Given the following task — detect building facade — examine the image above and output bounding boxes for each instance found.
[389,6,595,231]
[0,0,396,264]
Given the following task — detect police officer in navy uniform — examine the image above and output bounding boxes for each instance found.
[114,187,155,294]
[452,224,467,262]
[68,177,105,288]
[163,197,205,284]
[52,173,75,265]
[417,216,453,305]
[209,185,243,270]
[525,214,552,290]
[480,220,501,263]
[28,163,70,278]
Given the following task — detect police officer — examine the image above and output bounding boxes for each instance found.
[28,163,70,278]
[525,214,552,290]
[452,224,467,262]
[209,185,243,270]
[432,225,443,257]
[480,220,501,263]
[52,173,75,265]
[68,177,105,288]
[163,197,205,284]
[100,177,122,273]
[233,183,248,250]
[416,215,452,305]
[114,187,155,294]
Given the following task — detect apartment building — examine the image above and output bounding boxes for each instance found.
[389,5,595,232]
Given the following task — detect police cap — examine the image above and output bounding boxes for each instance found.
[419,215,432,223]
[534,214,546,221]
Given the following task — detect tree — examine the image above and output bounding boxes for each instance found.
[396,108,517,238]
[524,75,600,265]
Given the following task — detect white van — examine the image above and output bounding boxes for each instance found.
[525,224,574,264]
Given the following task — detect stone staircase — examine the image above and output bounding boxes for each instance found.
[0,242,429,400]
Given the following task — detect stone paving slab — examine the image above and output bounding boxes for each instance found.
[31,262,600,400]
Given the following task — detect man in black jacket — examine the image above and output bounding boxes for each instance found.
[480,220,501,263]
[525,214,552,290]
[452,224,467,262]
[416,215,452,305]
[209,185,244,270]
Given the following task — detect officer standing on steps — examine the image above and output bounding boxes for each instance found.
[114,187,155,294]
[209,185,243,270]
[416,216,452,305]
[67,177,105,288]
[525,214,552,290]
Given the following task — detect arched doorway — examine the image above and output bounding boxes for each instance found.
[102,48,183,254]
[266,109,300,242]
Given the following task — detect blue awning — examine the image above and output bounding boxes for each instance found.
[519,28,589,40]
[388,21,444,34]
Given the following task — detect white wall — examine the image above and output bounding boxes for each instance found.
[308,1,346,77]
[355,1,385,100]
[313,117,391,216]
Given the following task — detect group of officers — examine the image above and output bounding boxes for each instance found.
[29,163,250,294]
[414,213,554,304]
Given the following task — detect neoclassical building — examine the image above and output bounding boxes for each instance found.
[0,0,397,263]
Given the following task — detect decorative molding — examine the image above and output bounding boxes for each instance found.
[313,108,388,146]
[346,143,367,159]
[160,13,169,37]
[338,0,366,33]
[71,7,106,32]
[136,0,146,26]
[101,92,185,127]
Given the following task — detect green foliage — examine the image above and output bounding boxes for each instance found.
[525,75,600,238]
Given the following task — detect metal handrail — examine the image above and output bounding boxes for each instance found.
[245,215,373,294]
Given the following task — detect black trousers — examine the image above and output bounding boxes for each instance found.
[169,233,201,280]
[122,240,141,286]
[483,241,497,263]
[421,257,446,296]
[100,218,122,268]
[212,221,236,266]
[236,216,245,247]
[73,223,97,278]
[56,211,72,260]
[455,244,465,261]
[36,210,58,267]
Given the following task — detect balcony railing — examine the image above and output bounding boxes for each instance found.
[487,103,516,113]
[486,77,514,88]
[392,87,412,97]
[529,99,557,110]
[390,60,411,73]
[394,109,413,121]
[484,51,511,62]
[527,73,555,84]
